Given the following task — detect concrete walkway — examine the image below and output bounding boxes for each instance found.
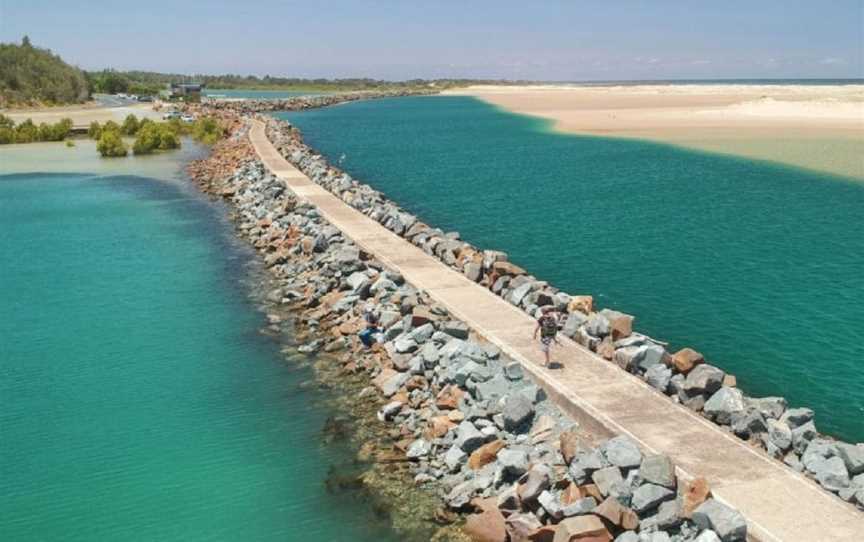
[249,120,864,541]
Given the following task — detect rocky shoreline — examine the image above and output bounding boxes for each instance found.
[185,93,862,541]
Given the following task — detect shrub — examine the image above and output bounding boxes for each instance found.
[88,121,102,139]
[132,122,181,154]
[102,120,121,134]
[192,117,224,145]
[0,114,13,129]
[121,114,140,135]
[65,139,75,147]
[37,118,72,141]
[14,119,38,143]
[0,126,14,144]
[97,129,127,157]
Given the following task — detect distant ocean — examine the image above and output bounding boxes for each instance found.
[533,78,864,86]
[280,95,864,443]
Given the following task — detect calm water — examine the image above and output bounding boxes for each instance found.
[0,172,400,541]
[280,96,864,443]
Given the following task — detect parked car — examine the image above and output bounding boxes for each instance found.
[137,95,154,102]
[128,95,138,101]
[180,114,195,123]
[162,111,181,120]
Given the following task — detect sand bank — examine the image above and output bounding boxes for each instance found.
[445,85,864,179]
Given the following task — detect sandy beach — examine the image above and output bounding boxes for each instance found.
[446,84,864,179]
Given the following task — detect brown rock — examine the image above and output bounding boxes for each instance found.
[411,306,435,327]
[492,260,527,276]
[607,313,633,340]
[405,375,428,391]
[372,368,398,392]
[448,410,465,422]
[436,384,465,410]
[469,440,505,470]
[300,236,314,254]
[681,477,711,518]
[552,515,611,542]
[591,497,637,530]
[568,296,594,314]
[670,348,704,374]
[723,374,737,387]
[596,336,615,360]
[506,513,544,542]
[426,416,456,439]
[579,484,603,503]
[528,526,557,542]
[559,428,580,465]
[560,482,583,506]
[464,505,507,542]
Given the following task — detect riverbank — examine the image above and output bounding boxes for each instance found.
[444,84,864,179]
[184,92,863,539]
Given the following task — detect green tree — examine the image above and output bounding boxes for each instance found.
[97,130,127,157]
[102,120,121,134]
[132,122,160,154]
[0,38,89,106]
[157,124,180,149]
[88,121,102,139]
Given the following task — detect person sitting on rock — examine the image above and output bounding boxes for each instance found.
[534,306,561,367]
[358,307,380,349]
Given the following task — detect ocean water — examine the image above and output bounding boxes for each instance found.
[279,96,864,443]
[204,89,327,100]
[0,172,401,541]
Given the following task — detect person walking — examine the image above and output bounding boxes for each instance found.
[534,306,561,368]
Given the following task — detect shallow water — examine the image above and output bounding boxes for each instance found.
[204,89,328,100]
[0,169,401,541]
[280,96,864,443]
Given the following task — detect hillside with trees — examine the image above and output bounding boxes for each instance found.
[0,37,90,107]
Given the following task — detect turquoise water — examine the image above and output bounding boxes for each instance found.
[0,172,400,541]
[204,89,327,99]
[280,96,864,443]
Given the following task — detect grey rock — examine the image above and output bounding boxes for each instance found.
[569,449,610,482]
[811,456,850,492]
[454,360,491,386]
[615,533,639,542]
[745,396,788,420]
[603,435,643,468]
[631,483,675,514]
[644,499,682,530]
[561,311,588,337]
[503,361,524,381]
[393,335,418,354]
[443,445,467,472]
[684,364,725,396]
[640,532,671,542]
[635,343,666,372]
[377,401,403,421]
[473,373,510,403]
[766,419,793,452]
[592,466,624,497]
[406,439,431,459]
[692,499,747,542]
[446,480,475,509]
[498,447,530,477]
[639,454,676,489]
[703,387,746,425]
[730,408,768,439]
[791,421,818,454]
[442,320,469,340]
[409,323,435,344]
[693,531,722,542]
[502,395,535,433]
[836,442,864,475]
[780,407,814,430]
[537,490,563,521]
[504,512,542,539]
[645,364,672,393]
[585,312,610,337]
[455,421,485,453]
[561,496,597,517]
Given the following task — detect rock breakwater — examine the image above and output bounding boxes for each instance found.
[254,110,864,512]
[187,125,756,542]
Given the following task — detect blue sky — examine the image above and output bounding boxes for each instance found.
[1,0,861,80]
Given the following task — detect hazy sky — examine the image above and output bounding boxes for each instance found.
[1,0,862,80]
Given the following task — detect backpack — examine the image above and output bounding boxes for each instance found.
[540,315,558,338]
